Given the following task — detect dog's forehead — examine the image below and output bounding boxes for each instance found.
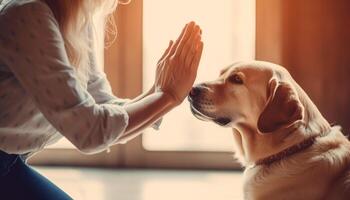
[219,64,235,75]
[219,61,281,77]
[220,64,266,76]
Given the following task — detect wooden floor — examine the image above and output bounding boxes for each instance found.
[35,167,244,200]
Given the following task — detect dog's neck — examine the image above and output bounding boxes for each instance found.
[233,122,320,166]
[254,135,317,166]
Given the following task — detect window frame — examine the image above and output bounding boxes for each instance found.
[30,0,253,170]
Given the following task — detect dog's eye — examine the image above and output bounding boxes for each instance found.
[228,74,243,84]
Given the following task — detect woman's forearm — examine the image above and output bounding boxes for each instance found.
[117,91,176,143]
[125,85,155,105]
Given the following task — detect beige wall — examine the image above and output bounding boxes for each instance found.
[256,0,350,134]
[104,0,143,99]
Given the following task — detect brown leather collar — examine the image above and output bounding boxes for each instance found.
[255,136,318,166]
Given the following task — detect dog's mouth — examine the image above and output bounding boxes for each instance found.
[189,99,232,127]
[190,104,214,121]
[213,117,232,126]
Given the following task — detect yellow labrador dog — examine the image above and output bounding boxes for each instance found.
[188,61,350,200]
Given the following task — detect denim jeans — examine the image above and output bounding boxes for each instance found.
[0,150,73,200]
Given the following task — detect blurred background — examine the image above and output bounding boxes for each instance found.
[30,0,350,199]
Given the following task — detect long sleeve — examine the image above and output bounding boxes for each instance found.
[86,32,162,130]
[87,61,163,130]
[86,49,130,106]
[0,1,129,154]
[87,67,163,131]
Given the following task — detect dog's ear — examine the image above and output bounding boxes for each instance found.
[257,79,304,133]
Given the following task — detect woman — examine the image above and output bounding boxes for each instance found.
[0,0,203,199]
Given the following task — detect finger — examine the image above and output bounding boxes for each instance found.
[184,35,201,67]
[180,26,200,62]
[168,22,192,56]
[171,22,196,57]
[158,40,173,62]
[174,22,192,46]
[176,24,198,58]
[190,41,204,72]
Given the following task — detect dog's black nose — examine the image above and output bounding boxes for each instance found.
[189,86,201,98]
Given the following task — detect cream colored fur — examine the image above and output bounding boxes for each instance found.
[189,61,350,200]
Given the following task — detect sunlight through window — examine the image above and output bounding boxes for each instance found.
[142,0,255,151]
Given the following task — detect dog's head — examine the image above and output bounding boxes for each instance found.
[188,61,303,132]
[188,61,329,164]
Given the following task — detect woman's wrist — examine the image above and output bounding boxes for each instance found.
[156,91,180,108]
[121,90,179,139]
[126,85,156,105]
[148,84,156,95]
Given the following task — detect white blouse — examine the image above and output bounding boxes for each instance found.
[0,0,158,157]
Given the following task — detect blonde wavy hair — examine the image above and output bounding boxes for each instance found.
[44,0,131,85]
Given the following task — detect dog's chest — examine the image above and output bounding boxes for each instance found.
[242,167,329,200]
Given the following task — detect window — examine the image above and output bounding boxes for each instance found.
[122,0,255,169]
[30,0,255,169]
[143,0,256,152]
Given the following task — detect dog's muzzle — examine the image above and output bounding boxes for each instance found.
[188,86,215,121]
[188,86,231,126]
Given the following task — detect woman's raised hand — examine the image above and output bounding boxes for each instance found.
[155,22,204,105]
